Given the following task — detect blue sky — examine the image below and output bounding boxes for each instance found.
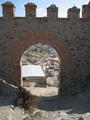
[0,0,89,17]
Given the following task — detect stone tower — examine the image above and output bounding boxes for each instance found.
[68,6,80,20]
[82,2,90,18]
[47,4,58,20]
[25,2,37,20]
[2,1,16,18]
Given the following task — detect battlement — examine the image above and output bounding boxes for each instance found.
[82,2,90,18]
[24,2,37,20]
[67,6,80,20]
[2,1,16,18]
[1,1,90,19]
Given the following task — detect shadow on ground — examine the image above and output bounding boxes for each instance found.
[0,79,18,106]
[0,79,90,115]
[38,88,90,114]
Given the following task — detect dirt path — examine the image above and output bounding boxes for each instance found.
[25,86,58,96]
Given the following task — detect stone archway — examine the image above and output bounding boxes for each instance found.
[8,31,73,94]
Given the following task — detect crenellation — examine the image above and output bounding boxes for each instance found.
[2,1,16,18]
[0,1,89,20]
[25,2,37,20]
[47,4,58,20]
[67,6,80,20]
[82,2,90,19]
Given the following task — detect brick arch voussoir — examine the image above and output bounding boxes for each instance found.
[8,31,73,86]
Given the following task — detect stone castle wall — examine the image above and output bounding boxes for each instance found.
[0,1,90,95]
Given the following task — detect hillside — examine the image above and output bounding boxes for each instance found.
[21,44,60,86]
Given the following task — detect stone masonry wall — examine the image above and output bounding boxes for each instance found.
[0,1,90,95]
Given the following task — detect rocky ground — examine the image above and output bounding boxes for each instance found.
[0,80,90,120]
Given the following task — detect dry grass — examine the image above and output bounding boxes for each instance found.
[15,87,37,114]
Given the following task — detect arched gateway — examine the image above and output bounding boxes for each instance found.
[8,31,72,94]
[0,1,89,95]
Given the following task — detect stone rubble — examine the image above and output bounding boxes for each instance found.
[0,79,90,120]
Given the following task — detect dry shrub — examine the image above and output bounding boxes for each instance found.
[16,87,37,114]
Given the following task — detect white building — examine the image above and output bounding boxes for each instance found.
[22,65,46,87]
